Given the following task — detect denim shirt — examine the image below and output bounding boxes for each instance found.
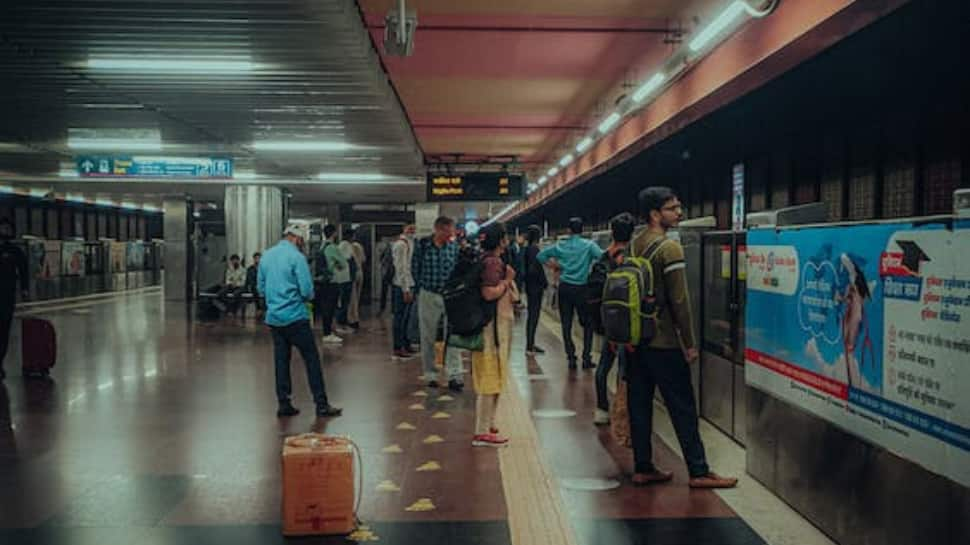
[257,239,314,327]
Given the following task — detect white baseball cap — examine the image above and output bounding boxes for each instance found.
[283,224,308,241]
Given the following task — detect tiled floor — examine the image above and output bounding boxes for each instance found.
[0,293,827,545]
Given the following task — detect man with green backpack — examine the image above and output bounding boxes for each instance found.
[623,186,737,489]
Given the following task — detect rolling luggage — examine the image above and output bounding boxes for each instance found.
[22,317,56,378]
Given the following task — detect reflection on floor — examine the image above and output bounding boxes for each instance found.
[0,294,828,545]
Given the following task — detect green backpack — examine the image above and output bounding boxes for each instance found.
[600,238,668,347]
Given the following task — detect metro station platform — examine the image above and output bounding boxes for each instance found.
[0,292,832,545]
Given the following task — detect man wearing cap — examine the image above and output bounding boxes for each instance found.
[258,225,342,418]
[537,217,603,370]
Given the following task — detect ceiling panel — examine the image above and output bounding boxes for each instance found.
[0,0,424,204]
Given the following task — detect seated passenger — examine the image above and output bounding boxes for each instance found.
[216,254,246,315]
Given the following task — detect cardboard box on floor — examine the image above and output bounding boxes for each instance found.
[281,434,356,536]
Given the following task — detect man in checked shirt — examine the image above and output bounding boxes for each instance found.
[411,216,464,392]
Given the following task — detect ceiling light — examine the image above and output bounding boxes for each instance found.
[121,202,138,210]
[632,72,667,103]
[537,176,548,185]
[559,154,574,167]
[576,137,593,153]
[59,168,79,178]
[598,112,622,134]
[66,194,86,203]
[67,138,162,151]
[315,180,424,186]
[316,173,390,181]
[232,170,260,180]
[87,56,256,72]
[547,167,559,177]
[252,141,357,152]
[0,185,14,194]
[29,189,50,198]
[689,1,748,52]
[142,204,160,212]
[95,199,115,207]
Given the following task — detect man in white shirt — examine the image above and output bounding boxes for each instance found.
[391,224,417,359]
[216,254,246,314]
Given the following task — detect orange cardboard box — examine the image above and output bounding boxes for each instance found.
[281,434,356,536]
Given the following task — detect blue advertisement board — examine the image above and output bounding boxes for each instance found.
[75,156,233,178]
[745,219,969,486]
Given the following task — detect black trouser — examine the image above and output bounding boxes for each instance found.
[0,297,13,370]
[525,289,543,350]
[557,282,593,364]
[336,282,352,325]
[380,277,392,313]
[270,320,329,408]
[316,283,340,336]
[627,347,709,477]
[595,342,627,412]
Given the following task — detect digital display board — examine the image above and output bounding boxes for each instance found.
[427,173,523,202]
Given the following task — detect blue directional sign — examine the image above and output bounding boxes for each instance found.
[75,156,233,179]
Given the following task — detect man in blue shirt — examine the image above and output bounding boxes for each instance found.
[411,216,464,391]
[258,225,342,418]
[537,217,604,370]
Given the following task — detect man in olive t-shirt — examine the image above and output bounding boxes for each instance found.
[626,187,737,489]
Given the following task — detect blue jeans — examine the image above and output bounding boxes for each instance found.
[270,320,329,408]
[628,347,709,477]
[391,286,413,351]
[335,282,352,325]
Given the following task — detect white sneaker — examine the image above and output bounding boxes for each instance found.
[321,334,344,344]
[335,326,354,335]
[593,408,610,425]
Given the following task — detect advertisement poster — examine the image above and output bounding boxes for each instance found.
[61,241,86,276]
[110,242,127,273]
[30,240,62,280]
[746,220,969,486]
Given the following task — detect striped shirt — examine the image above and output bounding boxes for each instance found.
[411,236,459,293]
[631,229,696,350]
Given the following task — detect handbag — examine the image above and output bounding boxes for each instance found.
[448,331,484,352]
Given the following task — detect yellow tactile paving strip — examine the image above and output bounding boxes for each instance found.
[495,378,581,545]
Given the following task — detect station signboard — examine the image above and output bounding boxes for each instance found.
[426,173,523,202]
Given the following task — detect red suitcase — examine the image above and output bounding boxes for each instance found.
[22,318,56,378]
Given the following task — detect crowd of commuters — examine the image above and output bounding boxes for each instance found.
[0,187,736,489]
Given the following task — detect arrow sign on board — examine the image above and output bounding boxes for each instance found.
[81,160,94,173]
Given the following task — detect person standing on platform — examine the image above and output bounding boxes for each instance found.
[346,231,366,330]
[627,187,735,488]
[258,225,342,419]
[391,224,417,360]
[0,218,28,381]
[537,217,603,370]
[317,224,349,344]
[336,228,357,333]
[592,213,636,425]
[412,216,464,391]
[378,239,394,315]
[471,223,518,447]
[245,252,264,317]
[523,224,547,356]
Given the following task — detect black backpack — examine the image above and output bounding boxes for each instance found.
[585,250,615,334]
[442,246,495,336]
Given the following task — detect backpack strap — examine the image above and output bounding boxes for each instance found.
[640,237,669,261]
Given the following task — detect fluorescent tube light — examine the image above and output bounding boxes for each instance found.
[576,137,593,153]
[547,167,559,177]
[632,72,667,103]
[689,1,748,52]
[87,56,256,72]
[537,176,548,186]
[316,173,390,181]
[252,141,356,152]
[559,154,574,168]
[598,112,622,134]
[67,138,162,151]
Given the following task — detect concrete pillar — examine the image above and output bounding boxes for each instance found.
[163,196,192,302]
[224,185,285,266]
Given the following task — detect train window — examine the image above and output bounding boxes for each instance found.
[30,207,44,237]
[770,152,790,208]
[848,141,876,220]
[748,156,768,212]
[923,154,960,215]
[45,208,58,238]
[702,236,733,357]
[882,154,916,218]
